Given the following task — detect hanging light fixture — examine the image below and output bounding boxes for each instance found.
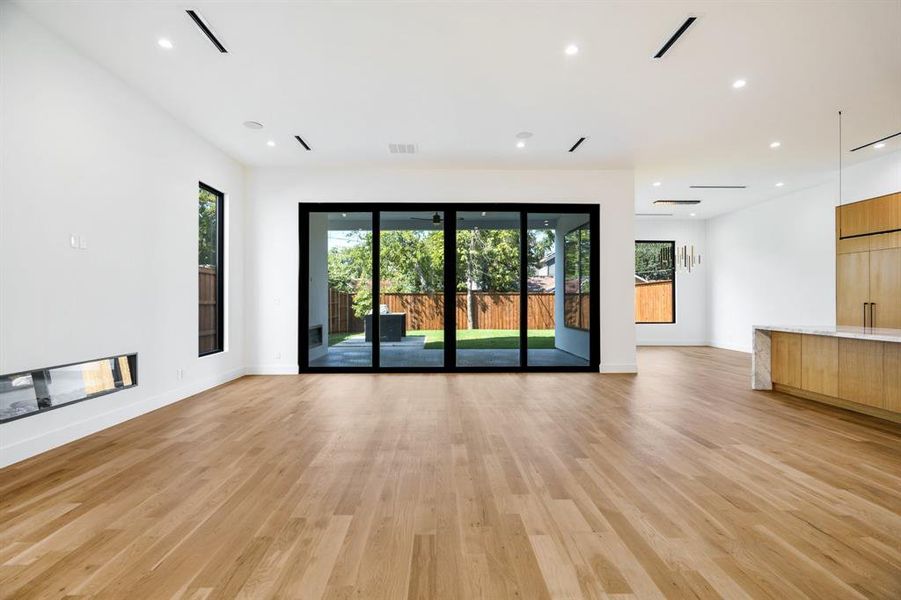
[659,244,701,273]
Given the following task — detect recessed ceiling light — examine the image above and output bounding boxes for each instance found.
[516,131,533,139]
[565,44,579,56]
[158,38,174,49]
[266,140,276,147]
[874,142,886,149]
[770,141,781,148]
[243,121,263,130]
[652,181,661,187]
[690,212,697,217]
[775,182,784,187]
[516,141,526,148]
[732,79,747,89]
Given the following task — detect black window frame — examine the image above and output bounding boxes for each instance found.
[634,240,676,325]
[298,202,600,373]
[199,182,226,356]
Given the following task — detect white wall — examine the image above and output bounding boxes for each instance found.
[635,219,707,345]
[707,150,901,352]
[245,168,637,373]
[0,6,246,466]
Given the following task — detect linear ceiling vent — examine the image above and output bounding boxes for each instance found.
[636,212,673,217]
[654,200,701,206]
[689,185,747,189]
[849,131,900,152]
[388,143,417,154]
[186,10,228,53]
[653,16,697,59]
[568,137,587,152]
[294,135,312,151]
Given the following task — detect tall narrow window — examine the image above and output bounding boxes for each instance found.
[199,183,224,355]
[635,241,675,324]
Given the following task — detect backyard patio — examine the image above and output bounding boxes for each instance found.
[311,329,588,368]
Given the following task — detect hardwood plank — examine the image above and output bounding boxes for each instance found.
[0,348,899,599]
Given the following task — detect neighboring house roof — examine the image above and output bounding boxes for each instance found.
[527,276,555,292]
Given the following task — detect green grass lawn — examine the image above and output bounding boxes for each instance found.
[330,329,554,350]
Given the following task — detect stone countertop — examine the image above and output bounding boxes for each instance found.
[752,325,901,344]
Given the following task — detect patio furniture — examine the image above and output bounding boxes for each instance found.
[363,312,407,342]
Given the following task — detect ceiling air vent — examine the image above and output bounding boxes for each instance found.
[653,16,698,59]
[689,185,746,189]
[568,137,587,152]
[849,130,900,152]
[654,200,701,206]
[388,143,417,154]
[186,10,228,53]
[636,213,673,217]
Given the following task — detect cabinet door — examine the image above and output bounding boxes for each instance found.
[838,339,883,407]
[885,343,901,413]
[771,332,802,388]
[801,335,838,397]
[836,252,869,327]
[867,193,901,234]
[869,248,901,329]
[838,201,870,238]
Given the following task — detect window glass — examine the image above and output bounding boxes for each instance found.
[635,241,675,323]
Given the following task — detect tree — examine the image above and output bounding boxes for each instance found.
[326,227,558,324]
[635,242,673,281]
[198,188,219,266]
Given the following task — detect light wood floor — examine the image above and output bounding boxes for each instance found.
[1,347,899,599]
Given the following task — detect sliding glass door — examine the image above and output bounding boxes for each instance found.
[299,203,598,372]
[378,211,446,367]
[455,211,521,367]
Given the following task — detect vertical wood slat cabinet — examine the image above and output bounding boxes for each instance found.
[800,335,838,397]
[885,343,901,413]
[868,247,901,329]
[770,330,900,421]
[836,252,870,327]
[835,193,901,327]
[838,338,884,408]
[771,332,801,388]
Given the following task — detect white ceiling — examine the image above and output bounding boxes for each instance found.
[15,0,901,218]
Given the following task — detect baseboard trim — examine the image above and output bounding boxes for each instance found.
[0,367,246,468]
[245,364,298,375]
[599,363,638,374]
[707,340,752,353]
[637,340,709,346]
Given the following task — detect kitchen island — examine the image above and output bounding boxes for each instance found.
[752,325,901,422]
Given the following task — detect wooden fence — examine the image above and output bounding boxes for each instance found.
[199,266,219,353]
[329,289,555,332]
[635,280,673,323]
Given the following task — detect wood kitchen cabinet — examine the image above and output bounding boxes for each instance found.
[771,332,801,388]
[836,252,869,327]
[835,193,901,327]
[838,192,901,238]
[800,335,838,397]
[885,343,901,413]
[838,338,884,407]
[868,248,901,329]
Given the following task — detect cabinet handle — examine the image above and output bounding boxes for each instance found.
[870,302,876,328]
[864,302,868,328]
